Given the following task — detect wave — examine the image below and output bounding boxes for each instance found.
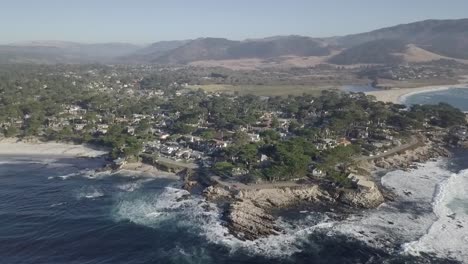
[116,178,154,192]
[112,183,335,258]
[110,159,468,260]
[326,159,467,262]
[402,168,468,262]
[76,186,105,199]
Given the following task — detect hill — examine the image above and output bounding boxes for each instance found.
[333,19,468,59]
[150,36,332,64]
[118,40,190,63]
[154,38,239,64]
[2,18,468,66]
[327,39,407,65]
[0,42,141,64]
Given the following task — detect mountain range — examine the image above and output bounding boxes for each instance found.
[2,18,468,67]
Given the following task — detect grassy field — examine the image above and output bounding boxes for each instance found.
[188,84,339,97]
[379,78,460,89]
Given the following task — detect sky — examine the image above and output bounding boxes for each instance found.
[1,0,468,44]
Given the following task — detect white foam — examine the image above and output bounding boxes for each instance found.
[111,159,468,260]
[116,179,153,192]
[402,169,468,262]
[113,183,335,258]
[327,159,468,262]
[76,186,104,199]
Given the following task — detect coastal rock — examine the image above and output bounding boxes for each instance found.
[203,186,232,201]
[182,180,199,191]
[223,185,337,240]
[236,185,334,208]
[226,199,281,240]
[339,186,385,208]
[373,143,450,170]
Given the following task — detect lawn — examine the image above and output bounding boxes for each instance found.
[188,84,339,97]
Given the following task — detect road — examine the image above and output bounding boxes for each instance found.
[156,156,199,169]
[211,135,423,191]
[210,175,305,191]
[354,135,422,162]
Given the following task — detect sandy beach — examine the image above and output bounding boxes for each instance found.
[366,83,468,104]
[0,138,108,158]
[366,75,468,104]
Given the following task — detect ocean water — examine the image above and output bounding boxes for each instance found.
[403,87,468,111]
[0,155,466,264]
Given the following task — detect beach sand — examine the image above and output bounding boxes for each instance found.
[366,76,468,104]
[0,138,108,158]
[366,84,468,104]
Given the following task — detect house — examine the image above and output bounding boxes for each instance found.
[126,126,135,135]
[347,173,376,189]
[349,127,369,139]
[97,124,109,134]
[248,133,261,142]
[74,123,86,131]
[159,133,171,140]
[316,139,337,150]
[175,149,192,159]
[161,145,178,155]
[190,151,203,160]
[337,138,352,147]
[312,168,326,178]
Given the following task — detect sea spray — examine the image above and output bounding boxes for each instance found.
[402,169,468,262]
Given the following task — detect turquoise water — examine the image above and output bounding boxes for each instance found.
[403,87,468,111]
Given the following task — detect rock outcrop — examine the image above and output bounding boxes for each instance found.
[224,185,336,240]
[226,199,282,240]
[373,143,450,170]
[203,185,233,201]
[339,186,385,208]
[236,185,335,208]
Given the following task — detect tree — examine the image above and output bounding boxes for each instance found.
[4,126,18,138]
[232,131,249,146]
[213,161,234,177]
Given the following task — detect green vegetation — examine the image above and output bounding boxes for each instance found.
[0,64,465,187]
[188,84,337,97]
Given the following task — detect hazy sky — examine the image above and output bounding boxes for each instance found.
[2,0,468,44]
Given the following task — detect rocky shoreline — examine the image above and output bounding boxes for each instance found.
[201,136,454,241]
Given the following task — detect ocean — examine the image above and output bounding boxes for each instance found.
[402,87,468,112]
[0,153,466,264]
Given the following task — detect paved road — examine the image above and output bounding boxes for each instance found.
[157,156,198,169]
[210,175,304,191]
[354,135,422,162]
[211,135,423,191]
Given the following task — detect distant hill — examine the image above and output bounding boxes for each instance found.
[0,41,141,64]
[118,40,190,63]
[2,18,468,66]
[149,36,331,64]
[333,19,468,59]
[327,39,407,65]
[154,38,240,64]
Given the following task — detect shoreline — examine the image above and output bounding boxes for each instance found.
[0,138,108,158]
[366,83,468,104]
[0,138,179,180]
[116,162,180,180]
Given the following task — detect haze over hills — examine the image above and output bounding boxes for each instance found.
[0,42,142,64]
[1,18,468,66]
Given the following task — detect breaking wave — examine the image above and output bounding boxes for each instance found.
[112,183,336,258]
[76,186,105,199]
[402,168,468,262]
